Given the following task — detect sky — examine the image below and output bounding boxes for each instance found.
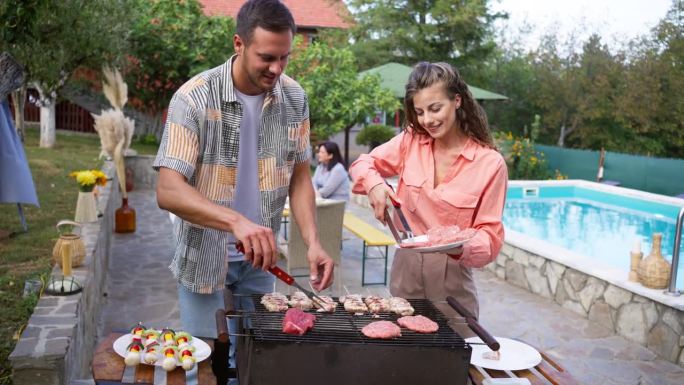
[490,0,674,51]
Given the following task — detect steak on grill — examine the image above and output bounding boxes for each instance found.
[282,308,316,335]
[361,320,402,339]
[397,315,439,333]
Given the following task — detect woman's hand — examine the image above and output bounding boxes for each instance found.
[368,183,400,225]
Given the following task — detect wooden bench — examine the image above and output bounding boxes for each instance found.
[92,332,217,385]
[469,345,579,385]
[343,212,396,286]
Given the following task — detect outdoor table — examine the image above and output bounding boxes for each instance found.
[92,332,216,385]
[468,346,578,385]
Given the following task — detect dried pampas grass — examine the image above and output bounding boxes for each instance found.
[93,66,135,197]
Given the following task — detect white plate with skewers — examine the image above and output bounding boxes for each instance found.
[113,332,211,368]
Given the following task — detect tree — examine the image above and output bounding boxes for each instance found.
[347,0,505,73]
[287,40,399,164]
[125,0,235,137]
[0,0,132,148]
[615,0,684,157]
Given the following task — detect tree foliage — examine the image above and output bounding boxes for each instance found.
[480,0,683,158]
[0,0,132,99]
[125,0,235,128]
[347,0,505,74]
[287,40,399,140]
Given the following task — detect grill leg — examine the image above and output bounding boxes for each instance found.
[383,245,388,286]
[362,241,367,285]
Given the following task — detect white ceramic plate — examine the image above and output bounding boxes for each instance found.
[398,234,474,253]
[466,337,542,371]
[113,333,211,367]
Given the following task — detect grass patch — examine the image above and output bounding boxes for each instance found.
[0,128,158,385]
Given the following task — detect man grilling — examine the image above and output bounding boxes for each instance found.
[154,0,334,374]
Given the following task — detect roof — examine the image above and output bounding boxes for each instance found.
[359,62,508,100]
[199,0,351,29]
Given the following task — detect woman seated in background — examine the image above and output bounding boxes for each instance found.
[312,141,350,201]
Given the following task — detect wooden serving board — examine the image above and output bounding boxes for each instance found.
[92,332,216,385]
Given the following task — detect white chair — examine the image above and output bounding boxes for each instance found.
[280,199,346,293]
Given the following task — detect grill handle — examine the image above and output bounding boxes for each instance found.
[446,296,500,351]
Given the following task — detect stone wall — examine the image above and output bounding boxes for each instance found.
[489,243,684,367]
[9,161,120,385]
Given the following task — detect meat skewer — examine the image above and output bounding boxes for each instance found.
[260,292,289,312]
[289,291,314,311]
[312,295,337,312]
[340,291,368,314]
[389,297,415,316]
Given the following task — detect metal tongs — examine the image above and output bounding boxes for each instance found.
[235,241,325,305]
[385,182,414,241]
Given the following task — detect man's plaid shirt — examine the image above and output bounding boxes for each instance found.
[154,57,311,294]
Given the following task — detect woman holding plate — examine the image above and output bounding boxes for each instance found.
[349,62,507,319]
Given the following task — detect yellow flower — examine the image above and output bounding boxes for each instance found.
[70,169,107,192]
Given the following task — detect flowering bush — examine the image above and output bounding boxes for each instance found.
[494,132,566,180]
[69,169,107,192]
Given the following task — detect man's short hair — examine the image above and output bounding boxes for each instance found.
[236,0,296,45]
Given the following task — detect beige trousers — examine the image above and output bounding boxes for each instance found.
[390,248,479,335]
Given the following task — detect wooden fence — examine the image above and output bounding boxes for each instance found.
[8,89,95,133]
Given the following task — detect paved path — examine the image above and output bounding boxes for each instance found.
[84,189,684,385]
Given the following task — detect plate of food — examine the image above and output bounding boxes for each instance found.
[398,226,476,253]
[113,326,211,371]
[466,336,541,371]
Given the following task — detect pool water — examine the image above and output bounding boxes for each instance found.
[504,186,683,290]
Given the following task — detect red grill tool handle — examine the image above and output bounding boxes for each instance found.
[268,265,295,285]
[446,296,500,351]
[235,241,295,286]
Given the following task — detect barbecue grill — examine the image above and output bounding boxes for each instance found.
[214,295,472,385]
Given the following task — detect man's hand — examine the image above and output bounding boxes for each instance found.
[306,242,334,291]
[232,215,278,271]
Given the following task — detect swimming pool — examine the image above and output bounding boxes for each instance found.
[504,182,683,291]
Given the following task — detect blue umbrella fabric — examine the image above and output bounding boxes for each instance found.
[0,99,39,208]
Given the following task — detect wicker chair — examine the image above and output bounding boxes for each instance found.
[280,199,346,292]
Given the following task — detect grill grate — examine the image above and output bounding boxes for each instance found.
[240,294,466,348]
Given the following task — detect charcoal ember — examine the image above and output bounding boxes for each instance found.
[282,308,316,335]
[361,320,402,339]
[397,315,438,333]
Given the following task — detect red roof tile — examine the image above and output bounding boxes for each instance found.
[199,0,351,29]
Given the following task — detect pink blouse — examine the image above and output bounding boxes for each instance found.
[349,132,508,268]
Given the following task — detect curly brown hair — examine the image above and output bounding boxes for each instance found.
[404,62,494,148]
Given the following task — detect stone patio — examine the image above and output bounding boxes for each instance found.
[85,188,684,385]
[10,154,683,384]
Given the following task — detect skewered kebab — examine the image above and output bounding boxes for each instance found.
[161,345,179,371]
[364,295,390,314]
[124,340,144,366]
[142,329,161,364]
[174,331,196,370]
[289,291,314,310]
[339,294,368,314]
[260,292,289,312]
[124,322,147,366]
[312,295,337,312]
[389,297,415,316]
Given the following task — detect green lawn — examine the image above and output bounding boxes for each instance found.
[0,128,157,385]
